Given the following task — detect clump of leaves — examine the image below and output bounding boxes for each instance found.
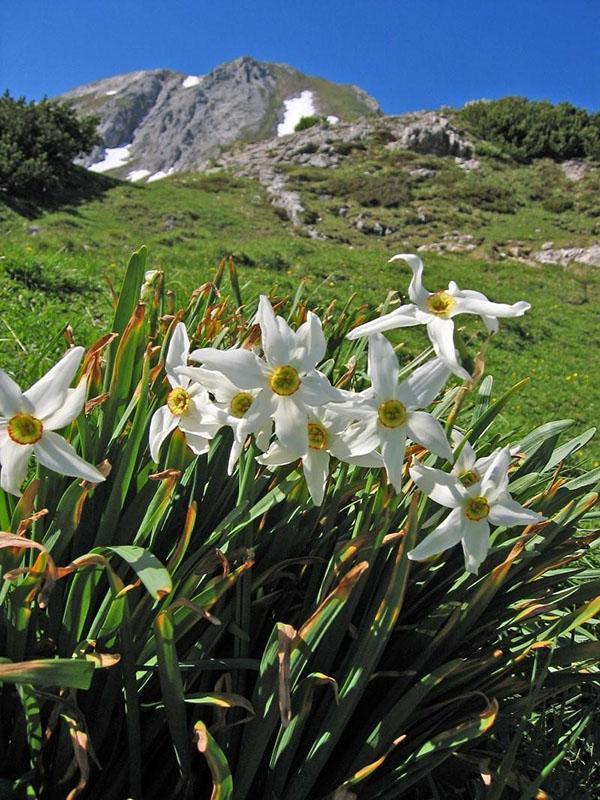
[0,249,598,800]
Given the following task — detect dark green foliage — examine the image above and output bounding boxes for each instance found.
[451,180,518,213]
[0,91,100,198]
[328,172,412,208]
[294,115,328,132]
[460,97,600,162]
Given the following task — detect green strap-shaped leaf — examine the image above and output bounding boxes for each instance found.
[194,720,233,800]
[0,658,94,689]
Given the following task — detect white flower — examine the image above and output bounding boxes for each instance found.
[149,323,221,461]
[0,347,105,496]
[408,447,545,574]
[257,405,382,505]
[450,429,520,489]
[176,364,271,474]
[188,296,342,454]
[339,334,452,493]
[347,254,531,380]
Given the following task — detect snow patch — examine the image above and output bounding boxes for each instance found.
[327,115,339,125]
[105,90,118,96]
[147,167,176,183]
[277,91,316,136]
[89,145,131,173]
[182,75,202,88]
[127,169,152,182]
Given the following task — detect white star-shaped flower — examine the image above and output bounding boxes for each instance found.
[188,296,342,454]
[257,405,382,505]
[338,334,452,492]
[347,254,530,380]
[0,347,105,496]
[175,364,271,474]
[408,447,546,574]
[149,323,221,461]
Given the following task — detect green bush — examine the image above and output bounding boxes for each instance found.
[327,171,412,208]
[451,180,518,213]
[294,115,328,132]
[0,91,100,198]
[460,97,600,162]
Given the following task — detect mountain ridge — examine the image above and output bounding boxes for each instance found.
[59,56,381,181]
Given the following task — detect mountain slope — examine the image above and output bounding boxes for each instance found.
[59,56,380,181]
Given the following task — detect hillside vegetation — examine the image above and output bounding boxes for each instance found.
[0,105,598,457]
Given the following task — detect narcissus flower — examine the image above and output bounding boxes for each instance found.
[408,447,545,574]
[338,334,452,492]
[188,295,342,454]
[257,406,382,505]
[176,364,271,474]
[347,254,530,380]
[0,347,105,496]
[149,323,221,461]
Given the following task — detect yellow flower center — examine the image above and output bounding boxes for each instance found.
[308,422,329,450]
[166,387,192,416]
[229,392,254,418]
[464,495,490,521]
[459,469,480,488]
[8,413,44,445]
[377,399,407,429]
[269,365,301,396]
[426,291,456,318]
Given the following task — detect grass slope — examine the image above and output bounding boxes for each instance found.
[0,156,598,458]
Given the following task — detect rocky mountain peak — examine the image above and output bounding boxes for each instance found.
[59,56,381,182]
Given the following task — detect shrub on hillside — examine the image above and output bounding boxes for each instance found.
[0,91,100,198]
[327,171,412,208]
[294,114,328,132]
[460,97,600,162]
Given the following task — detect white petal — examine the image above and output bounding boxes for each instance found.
[408,507,464,561]
[255,295,294,366]
[238,390,276,440]
[42,380,87,430]
[345,418,380,455]
[178,392,214,435]
[295,311,326,371]
[188,348,265,390]
[396,357,451,410]
[184,432,211,456]
[0,369,28,417]
[451,430,477,474]
[257,441,299,467]
[302,450,330,505]
[367,333,399,399]
[227,438,245,475]
[298,371,344,405]
[149,406,178,462]
[489,493,545,527]
[0,438,32,496]
[24,347,84,418]
[389,253,429,305]
[453,294,531,321]
[273,396,308,453]
[410,462,466,508]
[481,447,511,501]
[426,318,470,381]
[346,305,419,339]
[331,437,383,468]
[381,428,407,493]
[254,423,272,452]
[34,431,105,483]
[176,366,238,400]
[165,323,190,388]
[405,411,453,461]
[447,288,499,332]
[461,520,491,574]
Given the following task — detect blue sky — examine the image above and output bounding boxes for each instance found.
[1,0,598,113]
